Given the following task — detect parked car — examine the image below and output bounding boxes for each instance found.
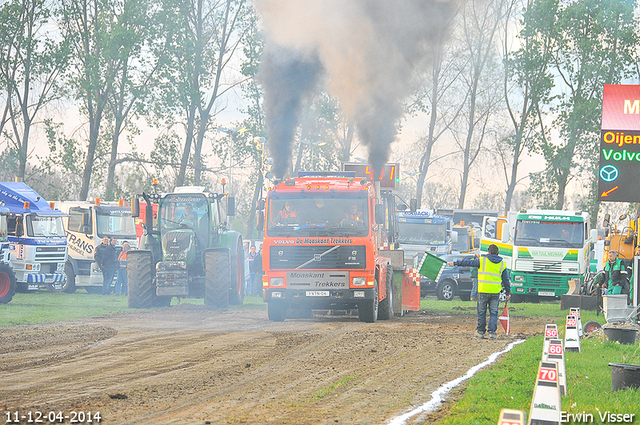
[420,253,475,301]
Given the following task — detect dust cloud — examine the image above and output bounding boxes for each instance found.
[256,0,458,178]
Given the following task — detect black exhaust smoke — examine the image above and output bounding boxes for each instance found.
[259,45,322,179]
[256,0,458,178]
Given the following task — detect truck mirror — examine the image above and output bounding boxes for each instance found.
[500,222,509,244]
[409,199,417,212]
[375,204,385,224]
[16,218,22,238]
[227,196,236,216]
[256,199,265,210]
[590,228,598,243]
[257,212,264,232]
[603,213,610,227]
[451,230,458,243]
[131,198,140,218]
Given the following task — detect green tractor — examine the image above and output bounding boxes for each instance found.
[129,186,244,308]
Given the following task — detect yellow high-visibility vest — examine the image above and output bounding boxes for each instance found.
[477,257,505,294]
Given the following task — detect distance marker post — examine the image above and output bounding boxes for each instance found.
[528,361,561,425]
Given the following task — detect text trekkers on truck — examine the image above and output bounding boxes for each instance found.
[258,164,420,322]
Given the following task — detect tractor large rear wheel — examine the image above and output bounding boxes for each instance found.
[205,248,230,309]
[127,250,156,309]
[0,262,16,304]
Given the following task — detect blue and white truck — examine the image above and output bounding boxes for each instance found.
[0,182,68,292]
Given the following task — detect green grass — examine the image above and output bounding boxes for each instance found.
[0,291,130,325]
[417,298,640,425]
[311,374,357,400]
[0,291,267,326]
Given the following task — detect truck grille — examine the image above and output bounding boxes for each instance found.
[35,246,66,262]
[269,245,366,270]
[516,259,574,273]
[529,274,563,287]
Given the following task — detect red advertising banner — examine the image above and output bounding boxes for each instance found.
[602,84,640,131]
[599,85,640,202]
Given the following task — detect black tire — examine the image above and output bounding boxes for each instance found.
[583,320,602,334]
[228,238,244,305]
[378,265,394,320]
[0,262,16,304]
[358,282,379,323]
[63,262,77,294]
[267,301,286,322]
[437,279,456,301]
[510,294,525,303]
[204,248,229,309]
[127,250,156,309]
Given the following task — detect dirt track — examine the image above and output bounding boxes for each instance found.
[0,303,553,424]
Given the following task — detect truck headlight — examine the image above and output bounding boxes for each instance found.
[270,277,284,287]
[514,275,525,282]
[352,277,366,286]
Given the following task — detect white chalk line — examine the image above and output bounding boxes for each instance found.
[388,339,526,425]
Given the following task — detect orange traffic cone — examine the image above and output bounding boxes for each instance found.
[499,302,510,335]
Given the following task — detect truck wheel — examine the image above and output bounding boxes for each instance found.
[228,238,244,305]
[583,320,601,334]
[358,282,379,323]
[378,266,394,320]
[437,279,455,301]
[509,294,524,303]
[63,262,77,293]
[204,248,229,309]
[128,250,156,309]
[267,301,286,322]
[0,262,16,304]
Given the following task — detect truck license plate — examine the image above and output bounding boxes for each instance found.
[306,291,330,297]
[44,278,54,283]
[538,291,555,297]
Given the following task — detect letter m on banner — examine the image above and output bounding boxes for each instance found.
[624,99,640,114]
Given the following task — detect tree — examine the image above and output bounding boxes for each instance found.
[58,0,114,200]
[103,0,162,200]
[452,0,507,209]
[152,0,250,188]
[529,0,637,210]
[499,0,555,213]
[407,27,466,209]
[0,0,69,181]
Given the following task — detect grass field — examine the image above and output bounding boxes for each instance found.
[419,298,640,425]
[0,291,267,326]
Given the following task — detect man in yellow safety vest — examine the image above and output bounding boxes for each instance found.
[448,244,511,339]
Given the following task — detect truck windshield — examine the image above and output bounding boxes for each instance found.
[96,208,136,238]
[514,220,584,248]
[397,221,447,245]
[26,215,66,238]
[267,196,368,236]
[158,195,210,232]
